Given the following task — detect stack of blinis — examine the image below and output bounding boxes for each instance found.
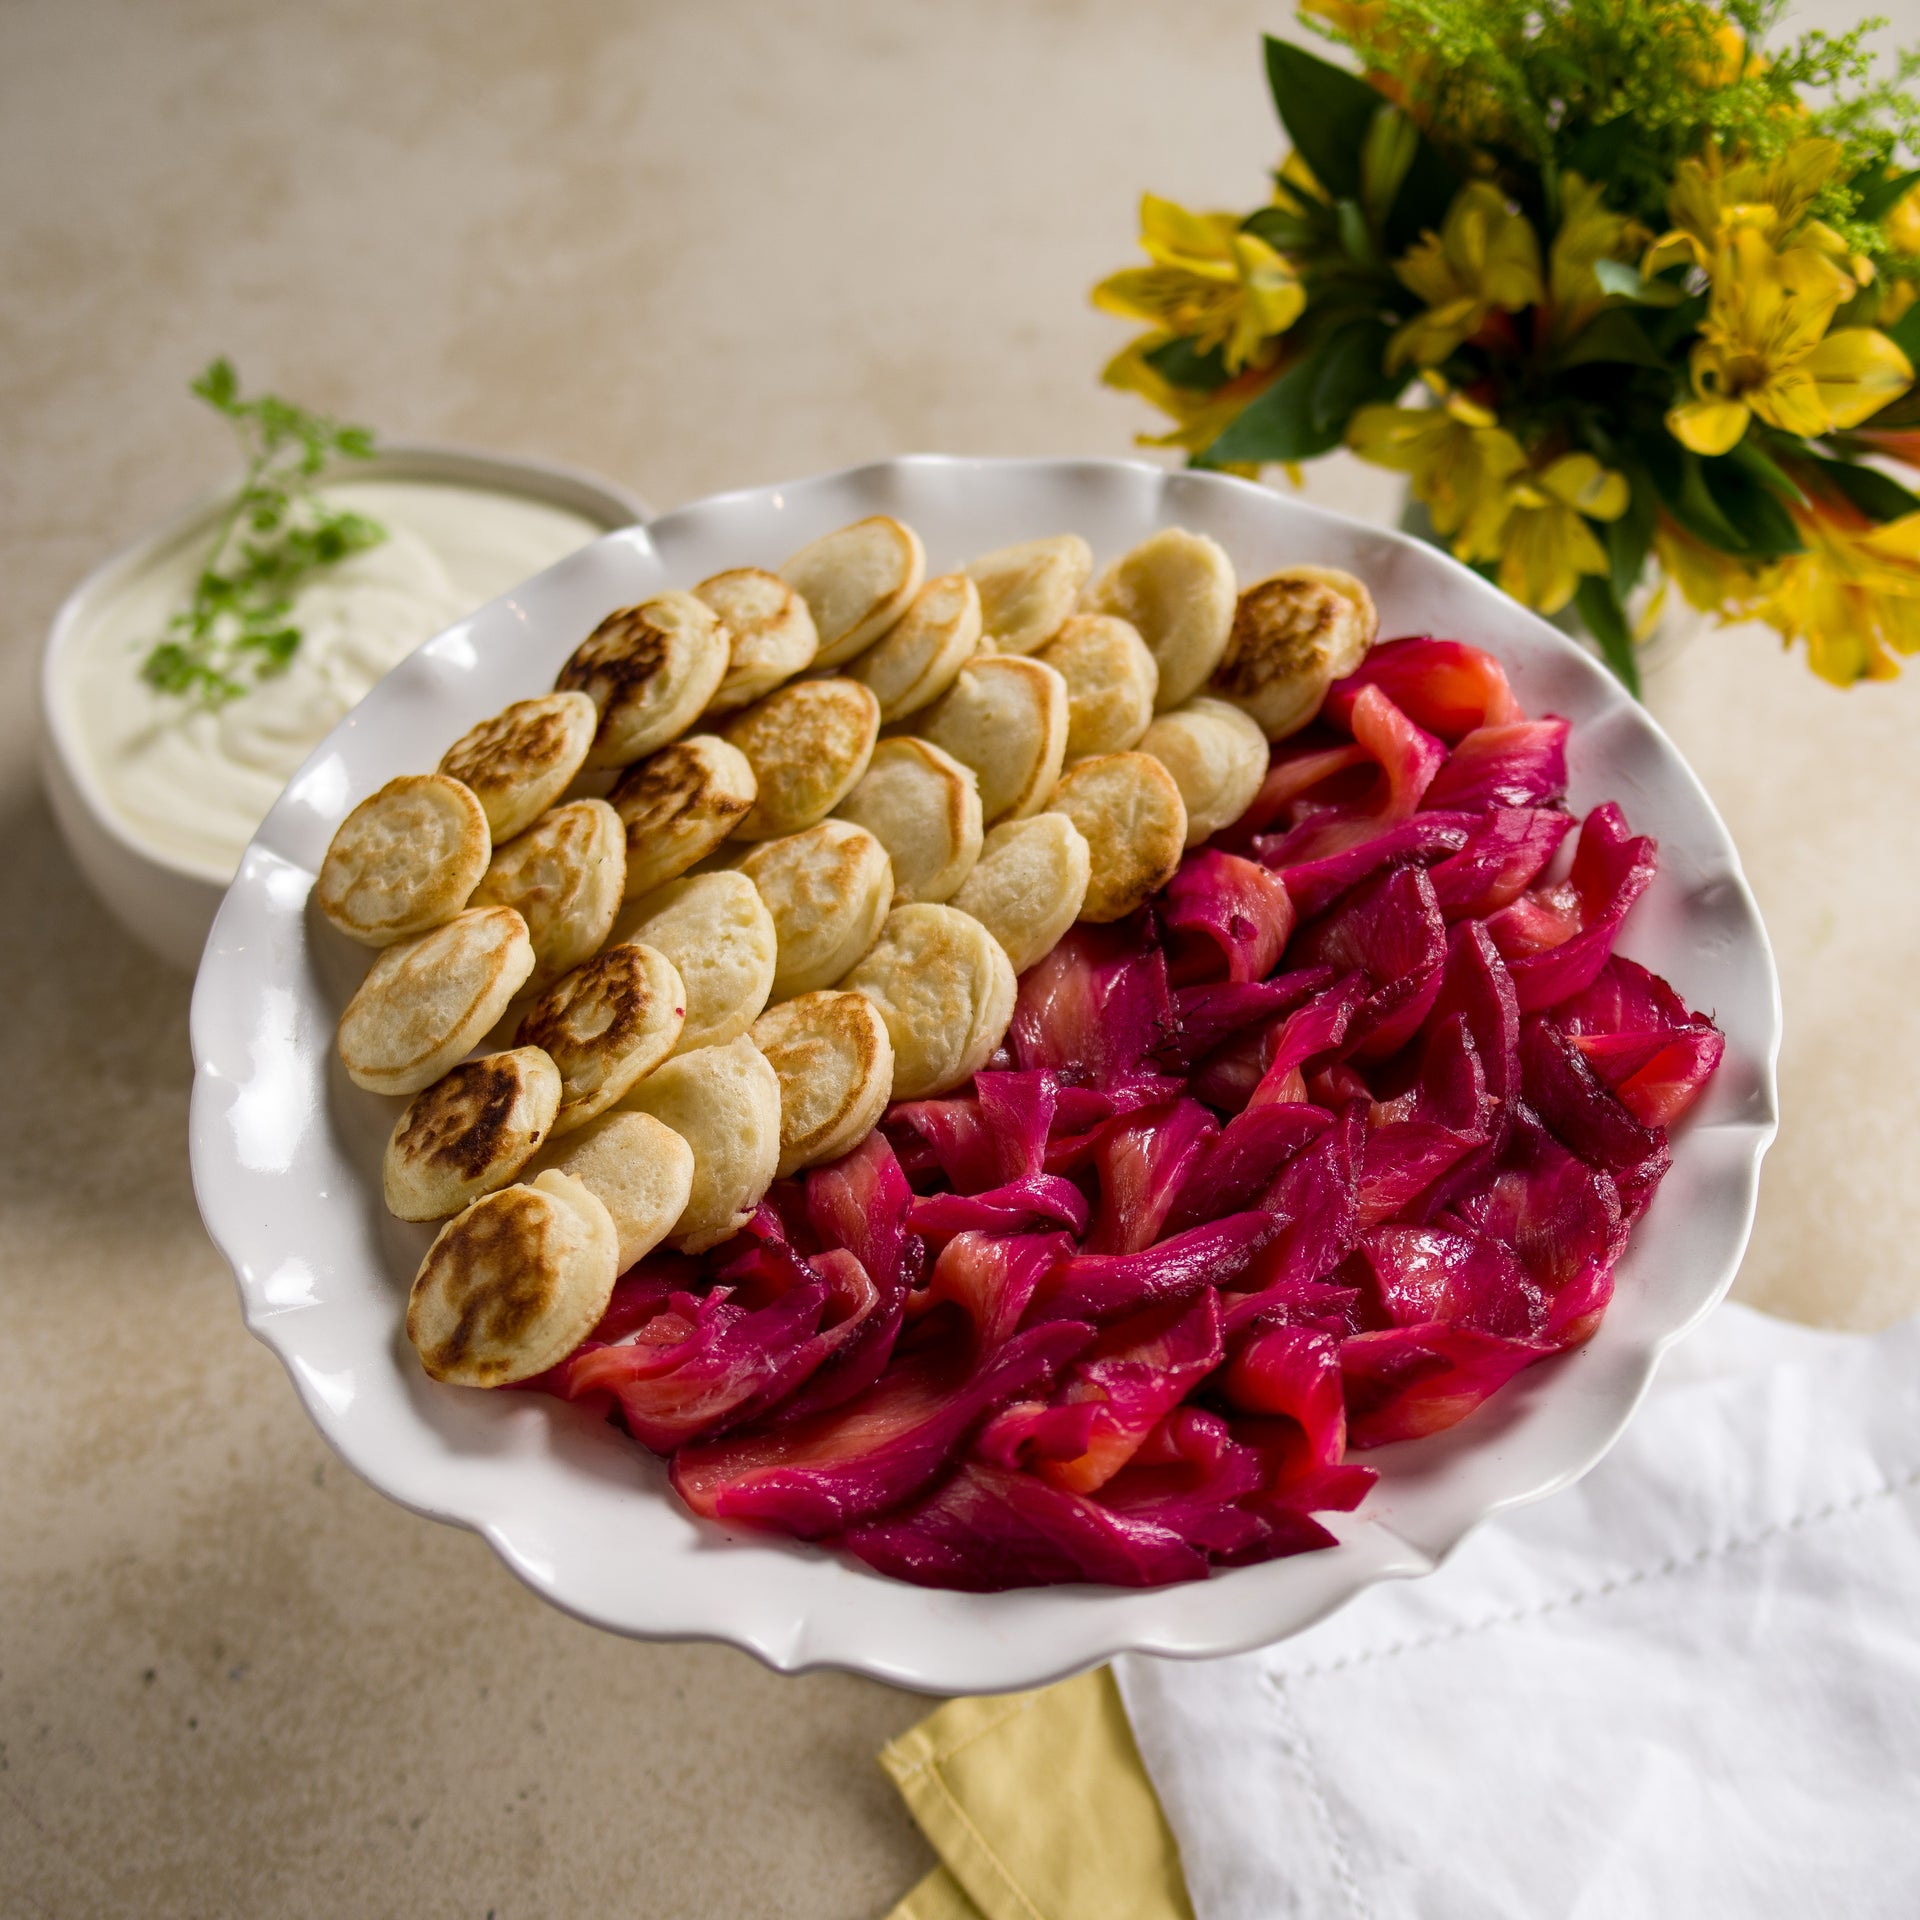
[315,518,1377,1390]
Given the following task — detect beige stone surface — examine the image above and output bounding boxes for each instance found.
[5,0,1920,1914]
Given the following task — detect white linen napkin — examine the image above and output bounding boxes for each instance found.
[1115,1304,1920,1920]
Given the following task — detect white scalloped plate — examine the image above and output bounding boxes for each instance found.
[188,456,1780,1696]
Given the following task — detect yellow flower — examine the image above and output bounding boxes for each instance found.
[1666,229,1913,455]
[1389,183,1543,370]
[1271,149,1328,216]
[1887,183,1920,259]
[1099,334,1276,473]
[1092,194,1305,372]
[1746,498,1920,684]
[1550,173,1648,339]
[1644,137,1848,275]
[1347,386,1526,540]
[1460,453,1630,616]
[1689,19,1756,89]
[1652,520,1758,616]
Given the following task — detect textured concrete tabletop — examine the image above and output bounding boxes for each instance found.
[4,3,1918,1915]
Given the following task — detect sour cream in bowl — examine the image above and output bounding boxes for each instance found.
[41,444,645,970]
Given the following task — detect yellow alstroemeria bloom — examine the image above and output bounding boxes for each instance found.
[1100,334,1277,474]
[1888,183,1920,259]
[1652,519,1760,616]
[1747,499,1920,684]
[1460,453,1630,616]
[1688,19,1757,89]
[1092,194,1305,373]
[1644,137,1847,276]
[1550,173,1648,338]
[1271,149,1328,217]
[1389,182,1544,370]
[1666,229,1913,455]
[1347,387,1527,541]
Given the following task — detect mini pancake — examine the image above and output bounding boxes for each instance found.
[470,797,626,991]
[950,813,1091,974]
[383,1047,563,1223]
[964,534,1092,654]
[916,654,1068,823]
[1139,696,1271,847]
[842,903,1017,1101]
[695,567,819,713]
[1085,527,1238,710]
[751,990,894,1177]
[1208,565,1379,739]
[524,1109,695,1273]
[614,870,776,1053]
[1038,613,1159,761]
[722,677,881,838]
[621,1035,783,1253]
[515,940,686,1134]
[1045,751,1187,923]
[405,1170,619,1387]
[833,736,982,905]
[556,589,730,768]
[844,572,981,721]
[438,692,599,844]
[607,733,757,900]
[337,905,535,1096]
[735,820,893,999]
[779,516,925,668]
[315,773,490,948]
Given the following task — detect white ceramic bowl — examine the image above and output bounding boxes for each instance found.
[187,456,1780,1696]
[41,443,648,973]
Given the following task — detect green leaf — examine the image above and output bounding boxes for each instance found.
[1197,321,1397,467]
[1259,37,1456,255]
[1359,104,1417,232]
[1644,293,1709,354]
[1243,203,1330,252]
[1262,36,1380,204]
[1853,166,1920,223]
[1383,138,1457,255]
[1143,335,1237,398]
[1556,310,1669,369]
[1606,475,1656,607]
[1574,575,1641,698]
[1561,116,1642,187]
[1590,258,1686,307]
[1642,439,1749,554]
[1803,453,1920,522]
[1335,198,1382,270]
[1711,460,1804,556]
[1886,302,1920,365]
[192,356,239,411]
[1725,435,1807,505]
[332,425,378,460]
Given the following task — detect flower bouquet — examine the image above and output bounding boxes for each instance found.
[1093,1,1920,690]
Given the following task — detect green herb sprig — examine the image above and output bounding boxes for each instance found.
[141,358,386,706]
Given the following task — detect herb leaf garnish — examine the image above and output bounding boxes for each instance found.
[141,358,385,706]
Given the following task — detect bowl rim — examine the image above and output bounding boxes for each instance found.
[187,451,1781,1694]
[38,439,651,891]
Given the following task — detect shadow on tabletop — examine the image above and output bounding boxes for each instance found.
[0,785,201,1222]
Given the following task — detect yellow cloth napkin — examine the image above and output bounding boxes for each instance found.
[880,1668,1193,1920]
